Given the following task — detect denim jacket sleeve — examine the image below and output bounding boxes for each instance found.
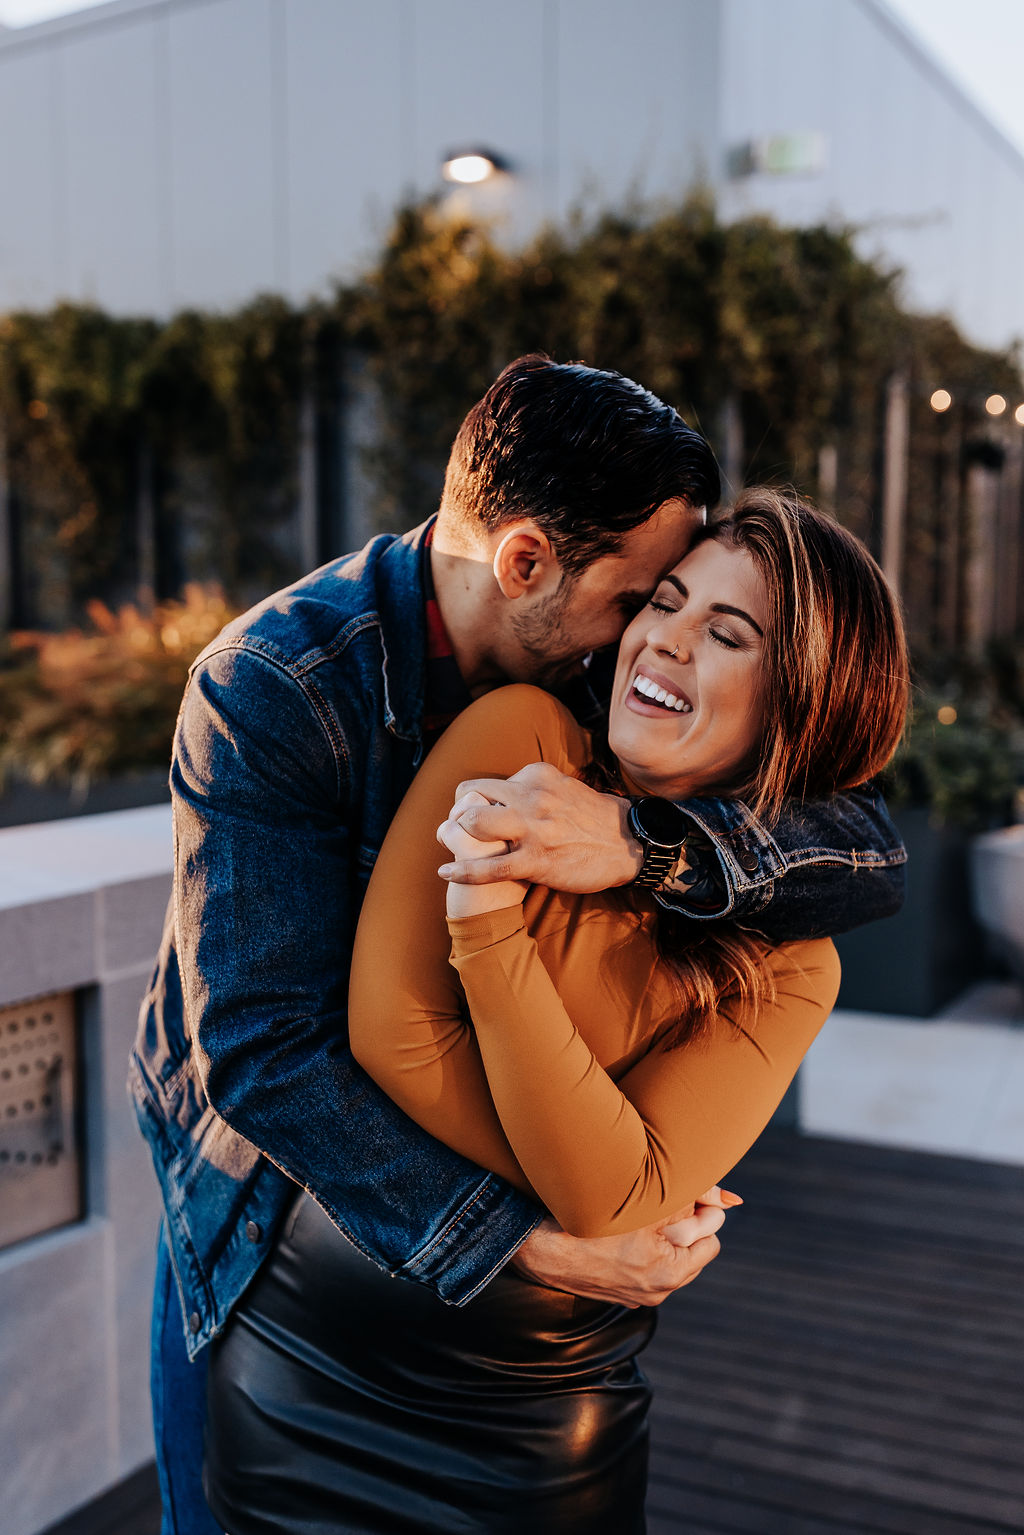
[655,783,907,942]
[173,643,540,1303]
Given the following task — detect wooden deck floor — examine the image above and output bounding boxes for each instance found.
[646,1131,1024,1535]
[48,1132,1024,1535]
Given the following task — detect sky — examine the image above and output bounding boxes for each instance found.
[2,0,1024,161]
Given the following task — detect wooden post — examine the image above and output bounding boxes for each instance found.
[0,417,11,633]
[817,442,838,510]
[340,351,383,550]
[297,367,319,573]
[881,371,910,593]
[718,395,743,501]
[963,456,1001,653]
[934,414,963,650]
[136,437,157,611]
[994,427,1023,639]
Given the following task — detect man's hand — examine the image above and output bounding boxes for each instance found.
[437,764,645,893]
[510,1190,732,1308]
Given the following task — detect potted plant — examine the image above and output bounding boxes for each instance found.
[834,679,1021,1016]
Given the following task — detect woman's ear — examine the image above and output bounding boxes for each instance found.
[492,525,559,599]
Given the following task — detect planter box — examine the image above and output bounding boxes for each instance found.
[970,825,1024,986]
[834,807,987,1017]
[0,770,169,830]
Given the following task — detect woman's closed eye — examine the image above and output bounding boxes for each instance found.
[648,596,743,650]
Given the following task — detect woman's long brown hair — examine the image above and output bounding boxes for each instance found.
[596,486,910,1046]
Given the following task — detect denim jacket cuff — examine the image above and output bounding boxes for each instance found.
[397,1175,543,1305]
[653,800,783,922]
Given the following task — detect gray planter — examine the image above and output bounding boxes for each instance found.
[834,807,987,1017]
[0,770,169,829]
[970,825,1024,987]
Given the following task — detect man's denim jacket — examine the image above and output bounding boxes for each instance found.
[128,520,906,1358]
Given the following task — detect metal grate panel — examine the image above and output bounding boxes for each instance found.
[0,991,81,1251]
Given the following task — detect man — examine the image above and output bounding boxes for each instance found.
[131,354,905,1532]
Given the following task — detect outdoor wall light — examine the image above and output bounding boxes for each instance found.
[441,148,510,184]
[929,389,952,413]
[985,393,1008,416]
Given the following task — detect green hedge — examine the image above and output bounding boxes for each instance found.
[1,194,1021,804]
[3,195,1019,626]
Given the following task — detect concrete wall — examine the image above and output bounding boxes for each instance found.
[4,0,1021,349]
[717,0,1024,349]
[0,0,715,317]
[0,806,171,1535]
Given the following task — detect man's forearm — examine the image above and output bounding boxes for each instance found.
[512,1203,726,1308]
[444,768,906,942]
[654,783,907,939]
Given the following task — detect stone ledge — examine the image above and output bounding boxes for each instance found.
[0,806,172,912]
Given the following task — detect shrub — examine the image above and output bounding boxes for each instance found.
[885,663,1023,830]
[0,586,235,789]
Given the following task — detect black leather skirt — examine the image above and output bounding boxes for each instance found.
[204,1194,656,1534]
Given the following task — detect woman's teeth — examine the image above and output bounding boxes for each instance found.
[632,674,692,712]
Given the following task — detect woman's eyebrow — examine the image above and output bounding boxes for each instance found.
[711,603,764,638]
[662,576,764,638]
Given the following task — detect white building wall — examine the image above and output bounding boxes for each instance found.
[0,0,724,316]
[716,0,1024,347]
[165,0,281,307]
[549,0,720,224]
[62,15,168,311]
[0,38,63,308]
[0,0,1021,347]
[283,0,410,299]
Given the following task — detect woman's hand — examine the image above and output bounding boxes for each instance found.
[657,1185,742,1250]
[438,792,530,919]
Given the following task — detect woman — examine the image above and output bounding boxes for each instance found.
[204,488,909,1534]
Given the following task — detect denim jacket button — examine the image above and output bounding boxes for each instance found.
[245,1220,262,1243]
[188,1312,201,1335]
[737,850,760,873]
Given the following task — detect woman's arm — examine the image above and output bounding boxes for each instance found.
[349,685,588,1196]
[350,684,840,1236]
[448,915,838,1236]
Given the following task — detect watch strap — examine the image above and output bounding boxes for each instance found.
[628,797,687,889]
[633,843,681,888]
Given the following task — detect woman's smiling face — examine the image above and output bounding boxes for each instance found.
[607,537,769,800]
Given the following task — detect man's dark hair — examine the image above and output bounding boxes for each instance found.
[440,354,720,577]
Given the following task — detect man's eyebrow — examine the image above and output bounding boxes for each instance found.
[661,575,764,638]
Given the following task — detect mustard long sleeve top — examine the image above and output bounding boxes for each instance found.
[349,685,840,1239]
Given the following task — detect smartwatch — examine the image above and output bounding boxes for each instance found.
[627,796,689,889]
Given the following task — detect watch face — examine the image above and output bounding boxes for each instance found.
[632,796,687,849]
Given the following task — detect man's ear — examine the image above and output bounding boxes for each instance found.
[492,525,559,599]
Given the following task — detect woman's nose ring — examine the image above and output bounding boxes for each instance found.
[668,645,679,658]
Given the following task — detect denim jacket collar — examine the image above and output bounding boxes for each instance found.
[375,519,432,752]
